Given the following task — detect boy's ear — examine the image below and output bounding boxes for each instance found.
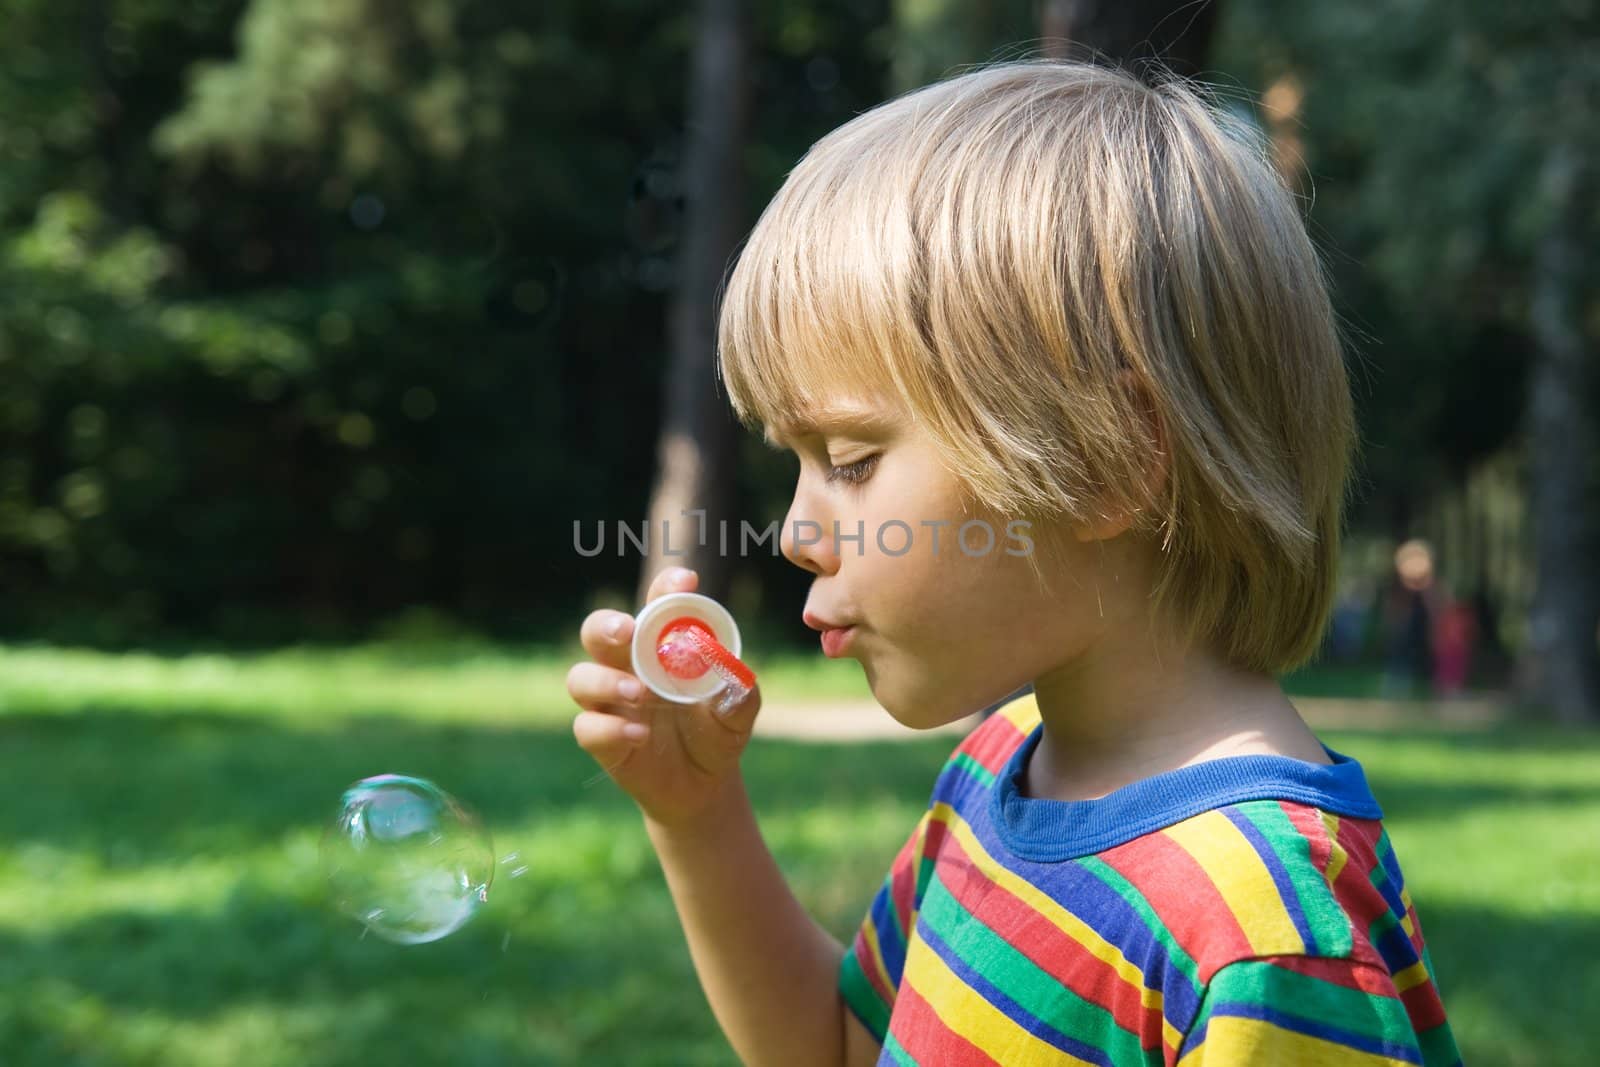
[1073,372,1170,543]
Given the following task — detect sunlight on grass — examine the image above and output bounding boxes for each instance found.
[0,641,875,728]
[0,644,1594,1065]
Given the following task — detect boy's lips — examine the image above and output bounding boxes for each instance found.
[820,626,857,658]
[803,609,859,658]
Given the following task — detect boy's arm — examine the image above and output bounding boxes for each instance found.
[645,772,882,1067]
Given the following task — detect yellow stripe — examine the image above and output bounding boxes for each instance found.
[932,803,1184,1051]
[858,915,898,1004]
[1163,811,1306,956]
[901,933,1101,1066]
[996,693,1042,732]
[1392,959,1430,994]
[1319,812,1348,888]
[1177,1015,1417,1067]
[1398,886,1417,939]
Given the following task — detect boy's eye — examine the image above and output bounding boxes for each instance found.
[824,454,880,487]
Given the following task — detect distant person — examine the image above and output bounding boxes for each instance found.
[1432,592,1479,697]
[1382,539,1440,698]
[567,62,1457,1064]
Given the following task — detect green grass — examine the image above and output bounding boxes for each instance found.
[0,643,1594,1065]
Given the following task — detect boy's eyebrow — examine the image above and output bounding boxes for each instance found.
[761,406,897,449]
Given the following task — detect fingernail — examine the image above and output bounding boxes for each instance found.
[712,685,746,718]
[667,567,693,584]
[618,678,643,701]
[605,617,626,640]
[622,722,649,744]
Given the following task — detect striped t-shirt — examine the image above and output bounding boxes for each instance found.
[840,694,1460,1065]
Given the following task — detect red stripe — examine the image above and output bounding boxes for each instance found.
[1100,830,1255,979]
[1279,802,1334,877]
[887,815,953,935]
[1400,980,1449,1031]
[955,714,1030,776]
[1328,818,1393,936]
[938,829,1161,1042]
[892,976,1005,1066]
[1405,902,1428,956]
[888,825,924,933]
[1273,955,1401,997]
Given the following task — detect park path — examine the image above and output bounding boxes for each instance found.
[752,694,1509,743]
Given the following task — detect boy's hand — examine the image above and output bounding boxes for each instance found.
[567,567,762,827]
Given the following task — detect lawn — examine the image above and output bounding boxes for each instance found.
[0,643,1595,1065]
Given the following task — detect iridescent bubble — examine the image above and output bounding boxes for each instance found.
[321,774,495,945]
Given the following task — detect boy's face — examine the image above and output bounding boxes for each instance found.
[771,392,1101,729]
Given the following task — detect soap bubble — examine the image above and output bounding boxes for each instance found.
[321,774,495,945]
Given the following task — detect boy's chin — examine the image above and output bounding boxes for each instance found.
[870,673,982,731]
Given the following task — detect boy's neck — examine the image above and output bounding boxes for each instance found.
[1021,635,1330,804]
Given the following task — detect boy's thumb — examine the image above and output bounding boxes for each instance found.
[710,680,762,735]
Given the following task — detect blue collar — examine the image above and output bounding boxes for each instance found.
[989,723,1384,862]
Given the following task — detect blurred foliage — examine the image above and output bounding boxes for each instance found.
[1220,0,1600,517]
[0,0,1594,645]
[0,0,889,645]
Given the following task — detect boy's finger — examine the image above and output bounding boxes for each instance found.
[565,660,651,713]
[579,609,636,669]
[572,709,651,764]
[645,566,698,604]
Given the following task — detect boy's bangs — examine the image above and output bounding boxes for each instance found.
[716,148,911,438]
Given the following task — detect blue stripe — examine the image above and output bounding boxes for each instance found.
[1374,920,1418,975]
[869,872,909,982]
[1367,857,1409,930]
[1203,1001,1424,1064]
[1222,806,1320,955]
[916,905,1121,1067]
[931,760,989,809]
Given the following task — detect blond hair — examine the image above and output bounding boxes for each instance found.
[716,60,1357,675]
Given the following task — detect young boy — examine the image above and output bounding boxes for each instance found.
[566,60,1460,1065]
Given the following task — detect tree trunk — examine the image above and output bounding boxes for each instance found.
[1038,0,1220,79]
[636,0,751,607]
[1522,138,1600,724]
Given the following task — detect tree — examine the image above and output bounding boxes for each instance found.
[636,0,752,607]
[1039,0,1220,78]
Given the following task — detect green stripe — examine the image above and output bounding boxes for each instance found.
[1418,1019,1465,1067]
[1194,958,1416,1046]
[1235,801,1355,956]
[921,872,1160,1066]
[916,853,937,909]
[882,1032,919,1066]
[839,947,892,1042]
[1375,829,1397,868]
[1368,905,1401,949]
[1079,855,1204,997]
[950,751,995,787]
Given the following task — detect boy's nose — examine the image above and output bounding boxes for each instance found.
[780,499,839,577]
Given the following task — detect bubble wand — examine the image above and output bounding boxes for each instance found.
[630,592,756,714]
